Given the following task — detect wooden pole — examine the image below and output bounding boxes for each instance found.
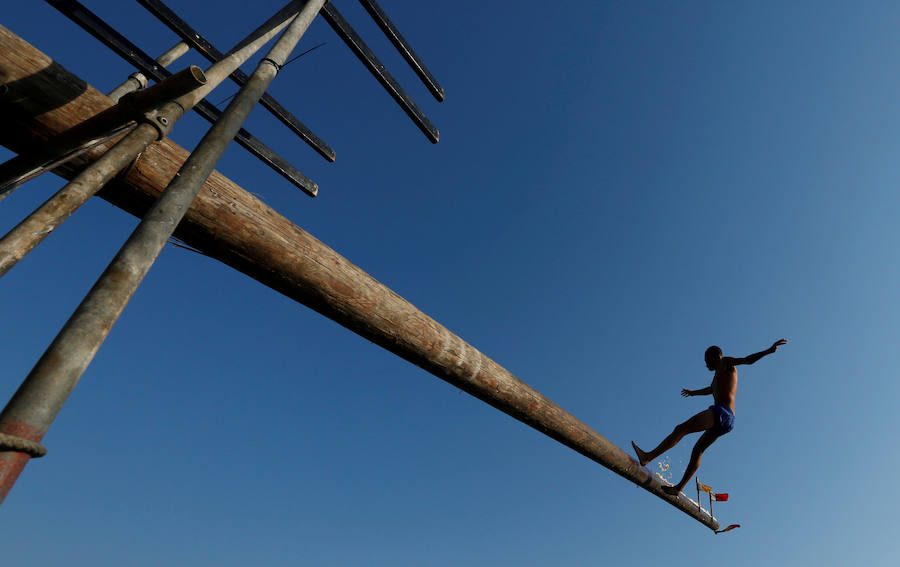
[0,26,718,531]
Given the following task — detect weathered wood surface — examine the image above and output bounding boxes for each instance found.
[0,26,718,529]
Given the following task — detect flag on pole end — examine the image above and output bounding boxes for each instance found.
[715,524,741,534]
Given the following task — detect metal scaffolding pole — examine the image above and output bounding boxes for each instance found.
[0,0,322,505]
[357,0,445,102]
[0,124,163,277]
[0,1,309,279]
[321,2,439,143]
[0,65,207,195]
[107,40,190,102]
[0,41,192,202]
[136,0,335,162]
[45,0,318,195]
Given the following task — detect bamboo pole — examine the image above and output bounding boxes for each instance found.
[0,26,718,530]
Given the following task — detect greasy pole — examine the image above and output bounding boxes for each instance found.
[196,223,722,529]
[0,0,322,505]
[276,267,722,530]
[0,29,718,530]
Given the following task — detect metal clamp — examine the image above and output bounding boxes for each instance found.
[127,72,149,91]
[141,107,178,140]
[260,57,283,72]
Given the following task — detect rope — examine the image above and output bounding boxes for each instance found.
[0,433,47,458]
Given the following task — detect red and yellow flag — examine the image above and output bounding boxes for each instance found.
[698,482,728,501]
[715,524,741,534]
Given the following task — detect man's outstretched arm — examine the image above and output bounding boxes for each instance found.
[681,386,713,397]
[725,338,788,366]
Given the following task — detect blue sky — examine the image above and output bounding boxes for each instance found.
[2,1,899,565]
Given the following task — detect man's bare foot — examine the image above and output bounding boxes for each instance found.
[661,484,682,496]
[631,441,649,466]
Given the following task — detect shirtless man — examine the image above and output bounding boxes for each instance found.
[631,339,787,496]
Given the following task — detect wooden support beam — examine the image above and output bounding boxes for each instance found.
[0,26,718,530]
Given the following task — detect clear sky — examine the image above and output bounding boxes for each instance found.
[2,1,899,565]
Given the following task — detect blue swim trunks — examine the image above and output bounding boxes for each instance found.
[709,404,735,436]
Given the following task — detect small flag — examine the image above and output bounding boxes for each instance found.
[699,482,713,494]
[715,524,741,534]
[712,493,729,502]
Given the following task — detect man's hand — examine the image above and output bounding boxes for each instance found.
[769,338,788,353]
[681,388,693,397]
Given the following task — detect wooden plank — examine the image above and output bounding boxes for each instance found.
[0,25,718,530]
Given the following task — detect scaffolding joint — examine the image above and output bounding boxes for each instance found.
[140,103,182,140]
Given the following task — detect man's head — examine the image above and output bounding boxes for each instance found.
[705,345,723,370]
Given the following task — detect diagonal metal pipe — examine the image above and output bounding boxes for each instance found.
[0,0,319,504]
[0,1,307,280]
[321,2,439,143]
[0,65,206,195]
[107,40,190,102]
[0,42,192,275]
[0,41,193,204]
[0,121,163,278]
[44,0,318,195]
[357,0,445,102]
[137,0,335,162]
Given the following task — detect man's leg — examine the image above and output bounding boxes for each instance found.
[632,408,715,466]
[660,429,721,495]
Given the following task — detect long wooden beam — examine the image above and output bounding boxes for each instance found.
[0,26,718,530]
